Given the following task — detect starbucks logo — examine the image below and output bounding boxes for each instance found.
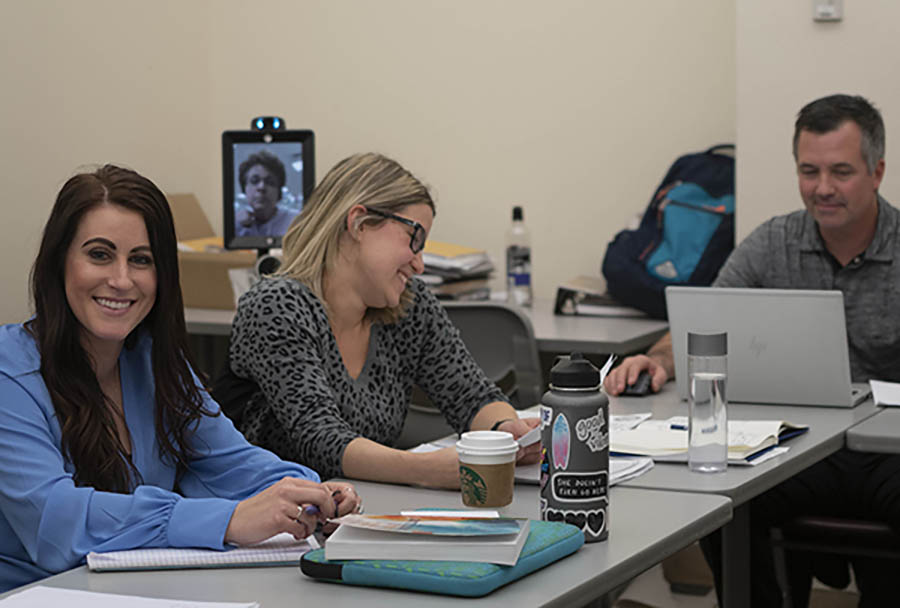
[459,465,488,505]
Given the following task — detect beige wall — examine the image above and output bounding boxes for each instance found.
[0,1,213,322]
[0,1,735,323]
[736,0,900,240]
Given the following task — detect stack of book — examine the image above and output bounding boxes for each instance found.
[422,241,494,301]
[324,512,529,565]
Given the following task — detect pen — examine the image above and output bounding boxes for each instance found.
[300,490,342,518]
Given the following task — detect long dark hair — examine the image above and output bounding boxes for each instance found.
[28,164,215,493]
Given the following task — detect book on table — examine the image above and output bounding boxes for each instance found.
[324,513,530,566]
[554,275,648,318]
[610,417,809,464]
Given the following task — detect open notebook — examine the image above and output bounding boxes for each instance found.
[610,417,808,464]
[87,533,315,571]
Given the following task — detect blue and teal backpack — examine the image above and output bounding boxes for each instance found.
[602,145,735,319]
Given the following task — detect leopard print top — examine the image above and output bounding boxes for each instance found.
[228,276,507,479]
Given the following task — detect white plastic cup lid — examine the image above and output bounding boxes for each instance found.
[455,431,518,457]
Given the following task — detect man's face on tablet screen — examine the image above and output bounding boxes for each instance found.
[244,164,281,216]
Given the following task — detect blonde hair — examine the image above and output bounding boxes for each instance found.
[279,153,435,324]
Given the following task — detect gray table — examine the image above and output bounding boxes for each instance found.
[846,407,900,453]
[3,483,731,607]
[610,384,882,608]
[525,299,668,355]
[184,298,668,357]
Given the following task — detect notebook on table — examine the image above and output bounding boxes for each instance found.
[665,287,870,408]
[86,533,314,571]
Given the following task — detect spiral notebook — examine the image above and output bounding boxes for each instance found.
[87,533,315,571]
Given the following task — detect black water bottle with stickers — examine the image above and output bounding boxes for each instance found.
[539,353,609,542]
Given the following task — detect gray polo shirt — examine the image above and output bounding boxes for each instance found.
[713,196,900,383]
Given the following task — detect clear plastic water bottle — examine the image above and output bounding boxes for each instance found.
[688,332,727,473]
[506,206,532,306]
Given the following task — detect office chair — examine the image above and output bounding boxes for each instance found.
[770,515,900,607]
[395,301,544,449]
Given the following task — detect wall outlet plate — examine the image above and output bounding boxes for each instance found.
[813,0,843,22]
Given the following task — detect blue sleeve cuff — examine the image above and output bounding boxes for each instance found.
[167,497,238,549]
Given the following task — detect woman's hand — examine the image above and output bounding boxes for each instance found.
[322,480,363,516]
[497,417,542,464]
[414,447,462,490]
[319,481,364,535]
[224,477,338,546]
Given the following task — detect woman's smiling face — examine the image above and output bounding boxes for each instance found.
[355,203,433,309]
[64,203,157,356]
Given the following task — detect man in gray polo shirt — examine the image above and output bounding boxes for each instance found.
[606,94,900,606]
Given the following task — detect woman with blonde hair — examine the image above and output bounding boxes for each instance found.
[217,153,538,488]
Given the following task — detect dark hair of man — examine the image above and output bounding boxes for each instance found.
[793,94,885,173]
[27,165,215,493]
[238,150,287,194]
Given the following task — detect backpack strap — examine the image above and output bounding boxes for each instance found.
[705,144,735,156]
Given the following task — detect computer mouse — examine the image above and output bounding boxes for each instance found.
[622,371,652,397]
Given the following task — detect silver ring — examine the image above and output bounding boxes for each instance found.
[296,505,304,521]
[356,500,364,514]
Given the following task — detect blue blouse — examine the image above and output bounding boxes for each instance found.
[0,324,319,592]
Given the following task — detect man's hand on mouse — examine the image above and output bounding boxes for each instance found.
[604,355,668,396]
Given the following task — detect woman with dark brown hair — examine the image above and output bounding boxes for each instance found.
[0,165,360,593]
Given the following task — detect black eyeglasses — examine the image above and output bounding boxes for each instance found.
[364,207,427,254]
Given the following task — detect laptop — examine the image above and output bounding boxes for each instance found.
[665,287,871,407]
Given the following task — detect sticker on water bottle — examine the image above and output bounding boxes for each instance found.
[544,505,607,539]
[550,471,609,503]
[551,413,570,470]
[539,405,552,429]
[574,408,609,453]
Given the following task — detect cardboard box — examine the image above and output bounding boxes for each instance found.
[168,193,255,310]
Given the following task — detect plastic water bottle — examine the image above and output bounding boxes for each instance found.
[688,332,728,473]
[506,206,533,306]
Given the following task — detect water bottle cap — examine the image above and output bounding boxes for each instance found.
[512,206,523,221]
[687,332,727,356]
[549,352,601,389]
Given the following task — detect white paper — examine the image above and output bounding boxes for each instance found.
[408,442,442,454]
[599,354,617,384]
[869,379,900,406]
[400,510,499,518]
[0,586,258,608]
[516,425,540,447]
[610,413,652,432]
[613,417,804,464]
[410,412,652,455]
[662,416,796,451]
[745,446,790,466]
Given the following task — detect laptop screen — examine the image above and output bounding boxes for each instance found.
[665,287,856,407]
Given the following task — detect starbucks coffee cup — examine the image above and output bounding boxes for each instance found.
[455,431,518,508]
